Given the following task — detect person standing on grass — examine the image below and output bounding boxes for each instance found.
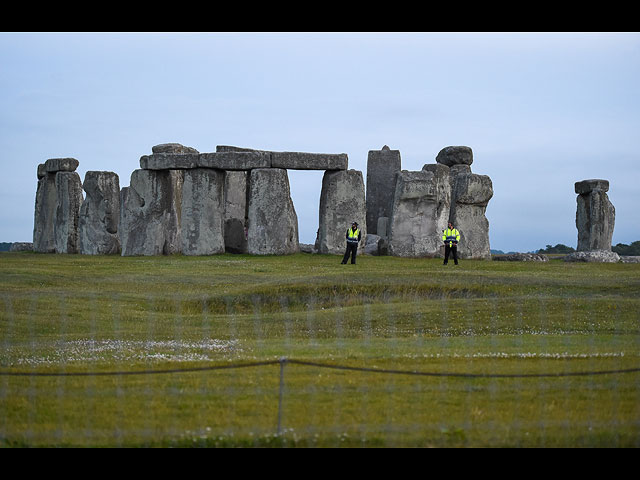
[341,222,361,265]
[443,221,460,266]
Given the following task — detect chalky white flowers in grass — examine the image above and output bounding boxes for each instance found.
[1,338,242,366]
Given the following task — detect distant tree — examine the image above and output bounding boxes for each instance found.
[0,242,12,252]
[537,244,576,254]
[612,241,640,256]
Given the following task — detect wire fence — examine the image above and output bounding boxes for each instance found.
[1,289,640,447]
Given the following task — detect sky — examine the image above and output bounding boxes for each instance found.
[1,32,638,253]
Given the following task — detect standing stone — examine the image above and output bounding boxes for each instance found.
[78,171,121,255]
[181,168,225,255]
[247,168,299,255]
[388,169,451,257]
[223,170,249,254]
[120,169,184,256]
[575,179,615,252]
[317,169,366,255]
[33,170,58,253]
[422,163,452,244]
[34,158,81,253]
[448,172,493,260]
[54,171,84,254]
[366,146,401,234]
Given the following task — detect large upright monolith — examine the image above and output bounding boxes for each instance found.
[317,169,366,254]
[388,169,451,257]
[575,179,615,252]
[78,171,121,255]
[247,168,299,255]
[435,146,493,260]
[34,158,82,253]
[223,170,249,254]
[181,168,225,256]
[366,146,401,235]
[120,169,184,256]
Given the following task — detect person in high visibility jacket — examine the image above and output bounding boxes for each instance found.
[442,221,460,265]
[341,222,361,264]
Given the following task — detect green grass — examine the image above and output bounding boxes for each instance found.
[1,251,639,447]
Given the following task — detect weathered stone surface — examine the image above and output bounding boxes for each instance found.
[388,169,451,257]
[436,146,473,167]
[45,158,79,173]
[199,151,271,170]
[37,163,46,179]
[493,253,549,262]
[575,179,609,195]
[317,169,366,255]
[449,173,493,260]
[299,243,317,254]
[9,242,33,252]
[120,169,184,256]
[366,146,401,234]
[376,217,389,239]
[575,179,615,252]
[620,256,640,263]
[247,168,299,255]
[271,151,347,170]
[181,169,225,255]
[33,173,58,253]
[363,234,387,256]
[152,143,199,154]
[421,163,452,239]
[78,171,121,255]
[140,153,200,170]
[563,250,620,263]
[223,170,249,254]
[54,171,84,254]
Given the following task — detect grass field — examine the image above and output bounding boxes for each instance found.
[1,251,639,447]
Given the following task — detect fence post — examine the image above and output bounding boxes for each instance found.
[277,357,287,435]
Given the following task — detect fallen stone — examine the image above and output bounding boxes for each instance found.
[9,242,33,252]
[299,243,317,254]
[366,146,401,234]
[363,234,387,256]
[435,146,473,167]
[54,171,84,254]
[247,168,299,255]
[563,250,620,263]
[620,256,640,263]
[45,158,79,173]
[317,169,366,255]
[78,171,121,255]
[152,143,199,154]
[492,253,549,262]
[181,169,225,255]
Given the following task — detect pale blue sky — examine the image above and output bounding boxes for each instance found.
[1,32,638,252]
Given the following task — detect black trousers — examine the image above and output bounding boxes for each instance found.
[342,243,358,264]
[444,244,458,265]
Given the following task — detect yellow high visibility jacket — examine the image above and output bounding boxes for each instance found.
[443,228,460,247]
[347,228,360,243]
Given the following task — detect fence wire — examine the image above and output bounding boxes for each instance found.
[1,286,639,447]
